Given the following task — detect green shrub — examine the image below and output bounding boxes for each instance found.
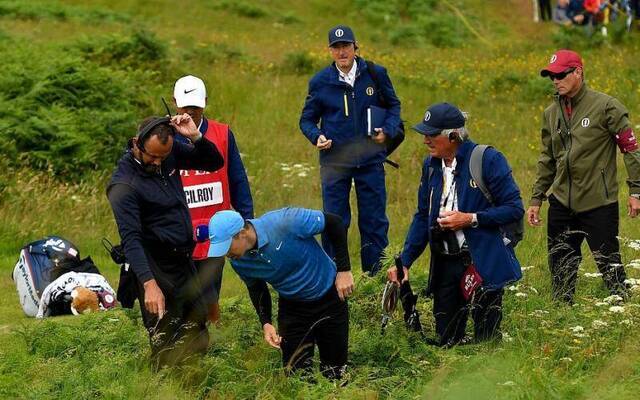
[0,0,129,23]
[216,0,268,19]
[282,51,320,75]
[74,30,168,71]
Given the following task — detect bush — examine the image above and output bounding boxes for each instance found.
[215,0,268,19]
[282,51,321,75]
[0,0,129,23]
[74,30,168,71]
[355,0,467,48]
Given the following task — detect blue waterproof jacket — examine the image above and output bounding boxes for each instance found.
[401,140,523,292]
[299,57,401,167]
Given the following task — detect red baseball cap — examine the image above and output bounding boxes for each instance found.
[540,50,583,77]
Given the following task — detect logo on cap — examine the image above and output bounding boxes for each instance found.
[366,87,374,96]
[581,118,590,127]
[184,88,196,94]
[424,111,431,122]
[550,54,557,63]
[335,29,344,37]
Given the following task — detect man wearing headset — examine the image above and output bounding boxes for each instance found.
[388,103,523,347]
[107,113,223,368]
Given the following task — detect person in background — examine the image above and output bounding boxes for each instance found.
[299,25,402,276]
[528,49,640,304]
[173,75,254,324]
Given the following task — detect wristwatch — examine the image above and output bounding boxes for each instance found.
[470,213,479,228]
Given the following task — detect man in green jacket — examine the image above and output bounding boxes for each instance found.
[527,49,640,303]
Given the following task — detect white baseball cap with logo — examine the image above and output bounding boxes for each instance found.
[173,75,207,108]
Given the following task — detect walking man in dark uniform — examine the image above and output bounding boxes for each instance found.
[299,25,402,276]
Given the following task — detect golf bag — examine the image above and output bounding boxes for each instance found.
[12,236,99,317]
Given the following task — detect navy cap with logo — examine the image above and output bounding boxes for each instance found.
[328,25,356,47]
[412,102,465,136]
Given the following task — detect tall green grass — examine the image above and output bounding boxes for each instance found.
[1,0,640,398]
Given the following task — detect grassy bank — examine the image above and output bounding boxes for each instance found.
[1,0,640,398]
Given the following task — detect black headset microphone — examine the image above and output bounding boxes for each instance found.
[135,98,176,152]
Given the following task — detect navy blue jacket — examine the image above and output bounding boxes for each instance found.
[299,57,401,167]
[401,140,523,291]
[107,137,223,283]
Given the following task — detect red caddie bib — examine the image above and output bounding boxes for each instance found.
[180,119,231,260]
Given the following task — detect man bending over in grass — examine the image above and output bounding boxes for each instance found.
[207,207,354,379]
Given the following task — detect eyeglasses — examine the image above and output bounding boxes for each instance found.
[548,68,576,81]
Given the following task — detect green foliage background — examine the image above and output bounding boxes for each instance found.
[1,0,640,399]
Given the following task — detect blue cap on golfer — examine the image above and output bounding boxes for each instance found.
[207,210,244,257]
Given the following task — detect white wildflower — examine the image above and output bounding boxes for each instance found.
[624,278,640,286]
[569,326,584,333]
[591,320,608,329]
[627,240,640,250]
[281,166,291,171]
[609,306,625,313]
[559,357,573,362]
[283,183,293,188]
[529,287,539,295]
[529,309,549,317]
[502,332,514,342]
[603,295,623,304]
[595,302,607,307]
[508,285,519,292]
[297,172,308,177]
[293,163,303,168]
[584,272,603,278]
[515,292,527,298]
[620,319,632,326]
[521,265,535,271]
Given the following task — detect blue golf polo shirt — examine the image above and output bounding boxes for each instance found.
[230,207,337,301]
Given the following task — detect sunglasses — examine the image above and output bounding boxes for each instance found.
[548,68,576,81]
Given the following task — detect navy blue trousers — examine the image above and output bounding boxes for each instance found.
[320,163,389,272]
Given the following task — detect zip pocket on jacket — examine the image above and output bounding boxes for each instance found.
[601,169,609,199]
[343,93,349,117]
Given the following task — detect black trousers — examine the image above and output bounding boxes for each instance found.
[547,195,627,303]
[137,246,209,369]
[432,252,504,346]
[539,0,552,21]
[278,287,349,379]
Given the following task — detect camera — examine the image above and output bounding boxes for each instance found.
[430,224,461,255]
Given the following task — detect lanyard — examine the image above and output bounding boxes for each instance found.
[440,168,457,211]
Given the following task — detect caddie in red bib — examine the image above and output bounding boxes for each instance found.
[174,75,254,323]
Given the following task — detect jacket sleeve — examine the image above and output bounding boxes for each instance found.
[227,129,254,219]
[322,212,351,272]
[530,111,556,206]
[299,78,323,145]
[376,65,402,138]
[476,150,525,227]
[401,160,432,268]
[173,136,224,172]
[605,97,640,195]
[106,183,154,283]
